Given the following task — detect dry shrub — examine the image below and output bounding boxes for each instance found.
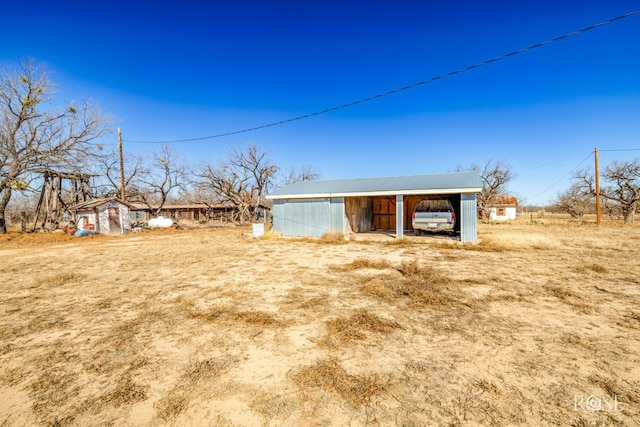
[383,238,418,247]
[444,237,510,252]
[319,232,346,243]
[292,357,390,406]
[360,279,396,300]
[320,309,402,347]
[344,258,392,270]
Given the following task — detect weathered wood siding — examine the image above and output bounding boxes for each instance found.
[344,197,373,233]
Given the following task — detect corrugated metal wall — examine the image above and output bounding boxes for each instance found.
[274,194,478,242]
[329,198,344,234]
[460,193,478,242]
[273,198,345,237]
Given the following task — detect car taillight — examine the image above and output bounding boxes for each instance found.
[451,211,456,223]
[412,212,415,220]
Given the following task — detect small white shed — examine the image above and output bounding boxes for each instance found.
[488,196,518,221]
[68,197,133,235]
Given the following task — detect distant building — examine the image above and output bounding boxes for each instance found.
[128,203,237,223]
[488,196,518,221]
[68,198,133,235]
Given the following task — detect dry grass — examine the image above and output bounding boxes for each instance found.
[1,222,639,426]
[357,260,456,308]
[155,355,239,421]
[292,357,391,406]
[319,309,402,348]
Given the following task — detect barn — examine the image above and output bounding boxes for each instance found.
[68,197,133,235]
[266,172,483,242]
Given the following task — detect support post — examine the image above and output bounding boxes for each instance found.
[594,147,601,226]
[396,194,404,239]
[118,128,126,201]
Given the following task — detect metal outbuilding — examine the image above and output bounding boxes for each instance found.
[266,171,483,242]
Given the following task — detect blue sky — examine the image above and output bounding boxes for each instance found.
[2,1,639,205]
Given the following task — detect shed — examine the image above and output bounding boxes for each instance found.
[488,196,518,221]
[68,198,133,235]
[266,172,483,242]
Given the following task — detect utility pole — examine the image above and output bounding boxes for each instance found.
[118,128,126,200]
[594,147,601,226]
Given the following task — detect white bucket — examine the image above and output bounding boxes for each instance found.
[252,223,264,238]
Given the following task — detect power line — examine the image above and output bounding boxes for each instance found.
[126,8,640,144]
[527,151,594,200]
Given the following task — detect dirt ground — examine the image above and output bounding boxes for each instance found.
[0,219,639,426]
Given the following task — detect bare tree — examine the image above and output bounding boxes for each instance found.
[555,183,594,223]
[461,160,515,220]
[197,143,278,224]
[131,146,186,217]
[564,161,639,224]
[0,60,110,233]
[600,160,640,223]
[92,149,145,199]
[278,164,321,187]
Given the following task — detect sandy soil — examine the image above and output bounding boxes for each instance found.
[0,221,639,426]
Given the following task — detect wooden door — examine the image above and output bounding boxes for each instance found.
[108,207,121,234]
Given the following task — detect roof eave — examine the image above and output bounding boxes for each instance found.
[266,187,482,200]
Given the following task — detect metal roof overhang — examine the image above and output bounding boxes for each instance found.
[266,187,482,200]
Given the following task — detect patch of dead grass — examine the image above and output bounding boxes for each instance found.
[100,376,149,407]
[342,257,392,270]
[32,271,84,288]
[292,357,391,406]
[574,263,608,274]
[155,354,239,421]
[29,369,79,425]
[359,261,455,308]
[319,309,402,348]
[589,373,640,405]
[445,237,512,252]
[319,232,346,243]
[187,306,287,327]
[544,285,594,314]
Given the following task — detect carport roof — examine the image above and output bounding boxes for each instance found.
[266,171,483,199]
